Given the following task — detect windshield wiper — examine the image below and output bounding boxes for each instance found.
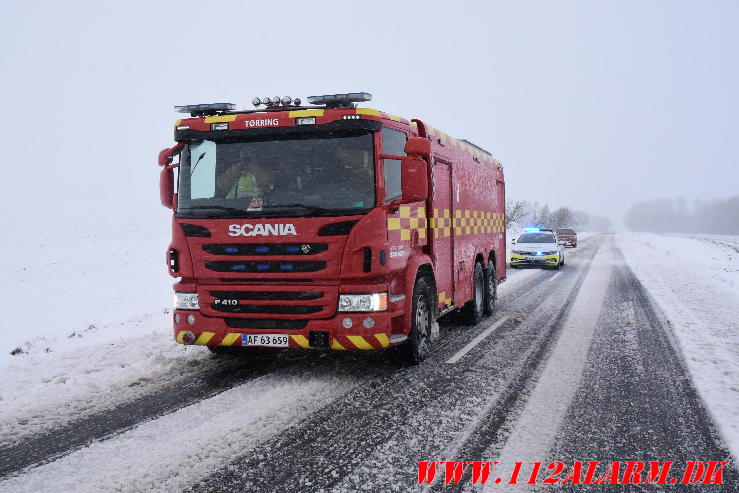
[181,205,247,215]
[262,203,365,216]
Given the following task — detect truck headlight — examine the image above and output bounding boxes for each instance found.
[338,293,387,312]
[174,292,199,310]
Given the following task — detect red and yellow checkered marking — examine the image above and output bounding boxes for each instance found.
[176,331,392,350]
[396,208,503,242]
[430,210,504,238]
[429,208,452,238]
[388,206,427,242]
[438,291,453,307]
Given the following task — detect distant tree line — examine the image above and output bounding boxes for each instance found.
[505,200,611,231]
[624,195,739,234]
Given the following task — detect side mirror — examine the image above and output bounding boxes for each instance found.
[160,166,176,209]
[404,137,431,158]
[158,143,183,209]
[511,238,516,244]
[158,143,184,167]
[399,156,428,203]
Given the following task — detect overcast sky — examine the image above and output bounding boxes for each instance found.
[1,0,737,229]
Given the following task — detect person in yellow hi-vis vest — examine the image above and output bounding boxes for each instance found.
[217,161,272,199]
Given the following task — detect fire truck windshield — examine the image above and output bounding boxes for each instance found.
[176,130,375,218]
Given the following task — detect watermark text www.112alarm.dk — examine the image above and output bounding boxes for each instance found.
[418,460,730,486]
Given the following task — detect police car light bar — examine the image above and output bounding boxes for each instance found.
[174,103,236,117]
[306,92,372,108]
[524,227,541,232]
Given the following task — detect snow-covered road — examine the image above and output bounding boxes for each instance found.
[0,233,737,492]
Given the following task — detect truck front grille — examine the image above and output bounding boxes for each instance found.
[212,304,324,315]
[203,243,328,256]
[210,291,323,301]
[225,318,309,330]
[205,261,326,273]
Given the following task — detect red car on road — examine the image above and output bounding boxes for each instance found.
[556,228,577,247]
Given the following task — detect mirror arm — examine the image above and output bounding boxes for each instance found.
[159,142,184,167]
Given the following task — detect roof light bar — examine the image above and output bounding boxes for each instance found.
[174,103,235,117]
[524,227,541,232]
[306,92,372,108]
[253,96,302,108]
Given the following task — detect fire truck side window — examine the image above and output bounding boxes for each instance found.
[382,127,407,202]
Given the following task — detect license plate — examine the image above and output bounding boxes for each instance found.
[241,334,289,347]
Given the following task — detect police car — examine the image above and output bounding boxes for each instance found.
[510,228,565,269]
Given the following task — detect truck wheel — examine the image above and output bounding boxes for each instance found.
[403,276,433,364]
[483,259,497,317]
[462,262,484,325]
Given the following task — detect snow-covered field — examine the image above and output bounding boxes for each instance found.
[617,232,739,461]
[0,215,202,442]
[0,215,173,364]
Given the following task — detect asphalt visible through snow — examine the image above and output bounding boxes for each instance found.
[0,235,736,492]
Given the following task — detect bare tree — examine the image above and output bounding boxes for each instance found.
[548,206,575,229]
[505,199,527,228]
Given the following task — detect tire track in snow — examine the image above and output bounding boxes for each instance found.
[0,349,312,478]
[184,241,601,492]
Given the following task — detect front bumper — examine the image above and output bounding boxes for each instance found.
[172,307,406,350]
[510,253,559,267]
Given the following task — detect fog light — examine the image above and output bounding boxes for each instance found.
[187,314,196,325]
[174,313,180,323]
[342,317,353,328]
[363,317,375,328]
[181,331,196,345]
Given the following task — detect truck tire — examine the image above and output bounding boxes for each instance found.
[484,259,497,317]
[462,262,484,325]
[403,276,433,364]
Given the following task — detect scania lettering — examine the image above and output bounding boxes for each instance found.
[228,223,297,237]
[159,93,506,362]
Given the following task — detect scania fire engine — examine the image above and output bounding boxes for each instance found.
[158,92,506,362]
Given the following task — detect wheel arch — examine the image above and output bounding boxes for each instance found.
[403,255,436,324]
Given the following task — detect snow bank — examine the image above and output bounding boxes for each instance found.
[617,233,739,461]
[0,216,173,365]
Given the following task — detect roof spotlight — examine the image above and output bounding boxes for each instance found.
[293,98,301,105]
[263,97,272,105]
[252,97,262,107]
[281,96,292,105]
[273,96,280,104]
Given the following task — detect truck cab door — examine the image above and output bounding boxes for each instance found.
[431,159,454,312]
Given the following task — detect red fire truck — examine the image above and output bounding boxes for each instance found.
[158,93,506,362]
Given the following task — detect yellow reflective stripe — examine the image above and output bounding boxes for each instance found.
[289,109,324,117]
[194,332,215,345]
[347,335,373,350]
[374,333,390,348]
[356,107,381,116]
[176,331,186,344]
[291,335,311,348]
[174,119,182,127]
[331,338,346,350]
[220,333,241,346]
[204,115,237,123]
